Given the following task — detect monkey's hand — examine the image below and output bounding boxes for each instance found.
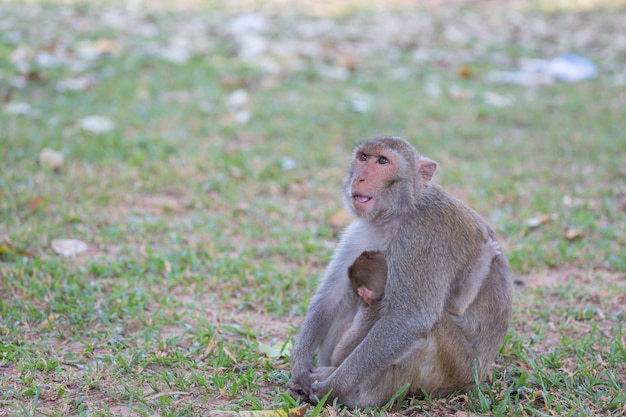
[309,366,343,405]
[288,358,316,402]
[488,237,502,256]
[287,380,309,403]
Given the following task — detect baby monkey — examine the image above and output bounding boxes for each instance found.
[331,250,387,366]
[331,238,501,369]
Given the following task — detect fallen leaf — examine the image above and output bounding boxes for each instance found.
[457,65,475,79]
[337,51,358,72]
[329,208,353,228]
[564,229,585,241]
[527,213,554,229]
[448,85,472,100]
[201,333,218,359]
[39,148,64,171]
[483,91,515,108]
[38,313,60,329]
[234,405,307,417]
[223,346,237,364]
[28,196,46,211]
[94,38,120,54]
[145,391,191,401]
[57,75,96,92]
[50,239,88,257]
[0,242,35,259]
[258,340,292,358]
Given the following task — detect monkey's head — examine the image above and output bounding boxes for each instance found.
[344,136,438,222]
[348,250,388,304]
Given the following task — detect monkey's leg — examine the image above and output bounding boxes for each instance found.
[345,321,480,408]
[318,312,355,366]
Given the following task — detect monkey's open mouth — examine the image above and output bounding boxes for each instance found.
[353,194,372,204]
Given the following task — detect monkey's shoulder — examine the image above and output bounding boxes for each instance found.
[415,185,490,233]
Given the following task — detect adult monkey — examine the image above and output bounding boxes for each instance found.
[287,136,512,408]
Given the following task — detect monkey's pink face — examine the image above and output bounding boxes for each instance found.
[350,149,397,216]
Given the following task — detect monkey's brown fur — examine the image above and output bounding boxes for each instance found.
[348,250,387,306]
[330,250,387,367]
[288,136,512,408]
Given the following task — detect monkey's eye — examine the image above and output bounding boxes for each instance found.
[378,156,389,165]
[359,153,367,161]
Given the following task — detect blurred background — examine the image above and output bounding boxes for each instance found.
[1,0,625,415]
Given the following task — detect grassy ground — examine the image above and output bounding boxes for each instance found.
[1,0,625,416]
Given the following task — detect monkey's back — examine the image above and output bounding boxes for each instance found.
[389,183,512,387]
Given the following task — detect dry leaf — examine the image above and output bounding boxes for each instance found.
[201,333,217,359]
[329,208,353,228]
[564,229,585,241]
[258,340,292,358]
[233,405,307,417]
[338,51,358,72]
[28,196,46,211]
[145,391,191,400]
[457,65,475,79]
[527,213,554,228]
[448,85,472,100]
[57,75,96,92]
[0,242,35,259]
[483,91,515,108]
[94,38,120,54]
[38,313,60,329]
[40,148,64,170]
[223,346,237,364]
[51,238,88,257]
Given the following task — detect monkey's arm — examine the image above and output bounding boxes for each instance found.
[289,223,368,399]
[447,236,501,316]
[289,283,354,400]
[331,306,378,366]
[290,219,388,399]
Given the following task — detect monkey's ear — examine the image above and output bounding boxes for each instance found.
[417,157,438,182]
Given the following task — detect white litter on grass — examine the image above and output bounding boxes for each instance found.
[79,115,114,133]
[487,54,598,86]
[3,102,32,115]
[51,239,88,257]
[281,157,296,171]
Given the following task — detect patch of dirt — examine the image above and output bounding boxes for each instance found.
[519,264,625,290]
[511,265,625,382]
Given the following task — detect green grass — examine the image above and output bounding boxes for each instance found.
[1,1,625,416]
